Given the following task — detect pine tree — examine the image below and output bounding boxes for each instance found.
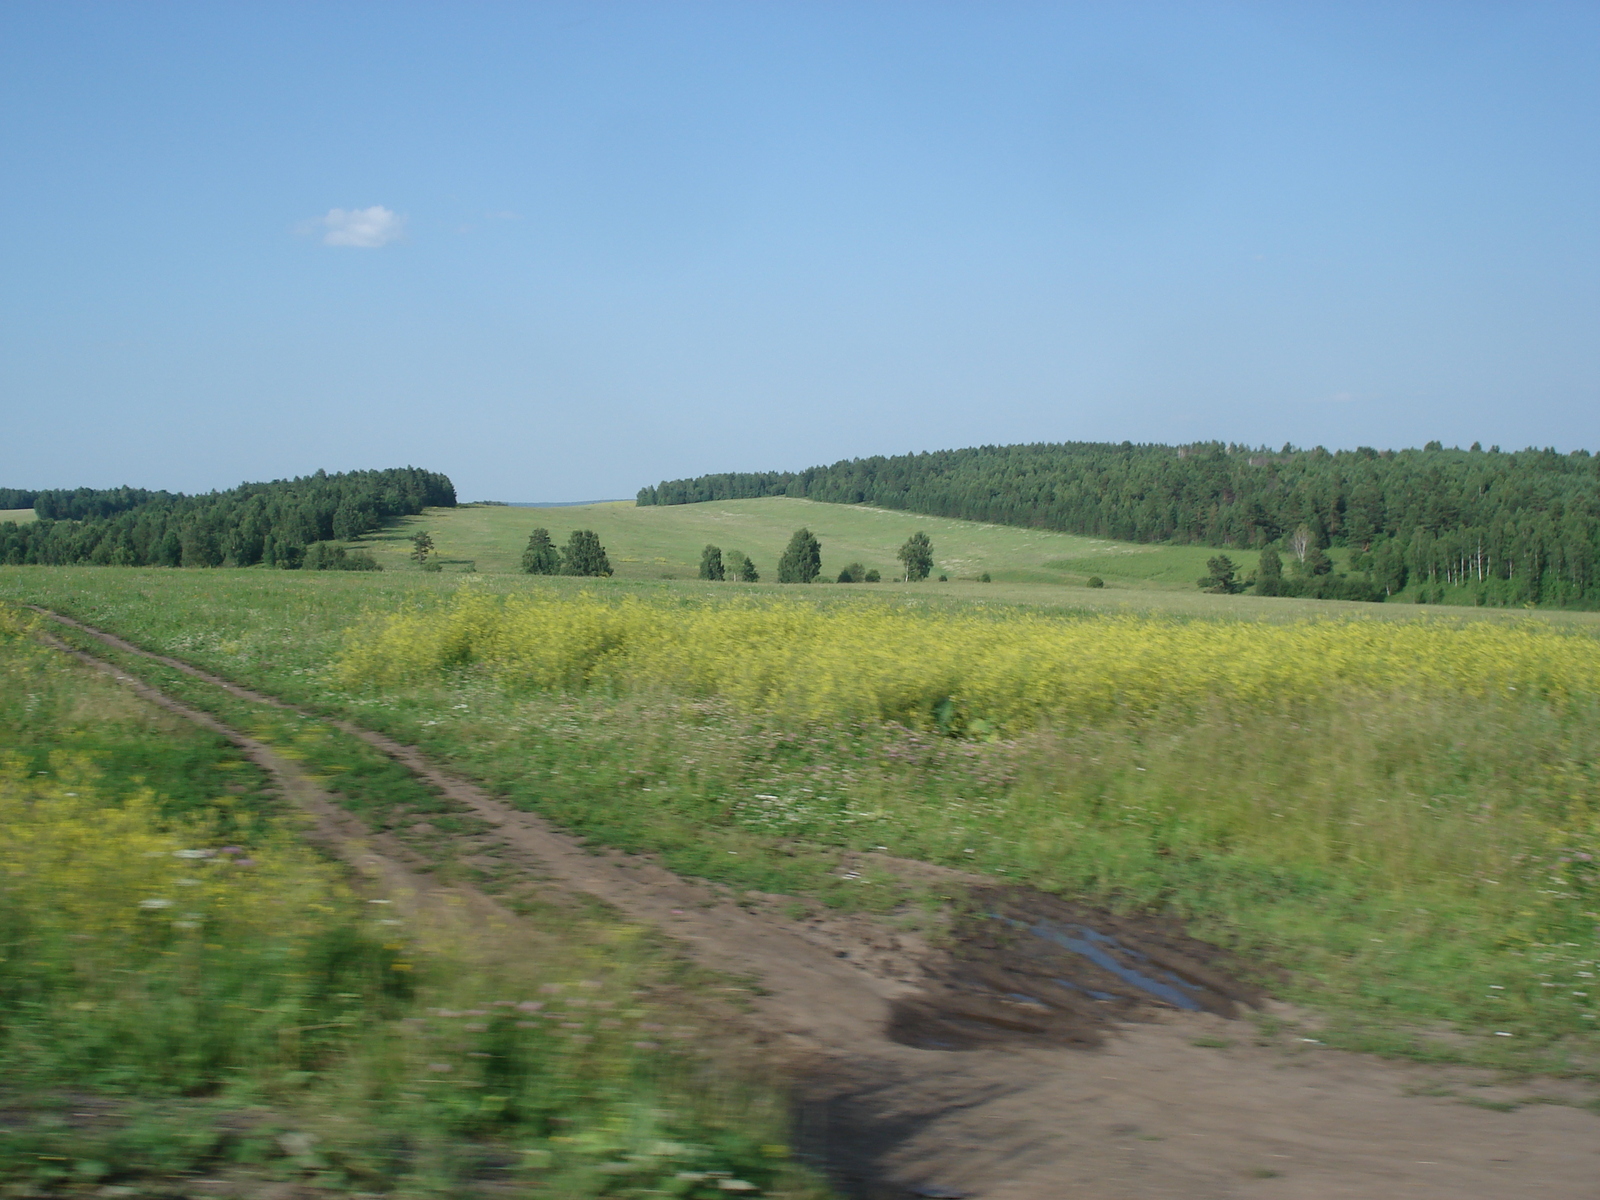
[1255,547,1283,596]
[1199,554,1240,593]
[837,562,865,583]
[777,528,821,583]
[897,532,934,581]
[521,528,561,575]
[410,530,434,566]
[561,529,613,576]
[699,544,726,580]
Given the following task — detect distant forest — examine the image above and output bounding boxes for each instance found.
[639,441,1600,607]
[0,467,454,568]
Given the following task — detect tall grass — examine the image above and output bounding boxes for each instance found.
[0,611,810,1196]
[334,587,1600,731]
[7,571,1600,1065]
[328,589,1600,1054]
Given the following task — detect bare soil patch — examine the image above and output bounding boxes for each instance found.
[888,888,1266,1052]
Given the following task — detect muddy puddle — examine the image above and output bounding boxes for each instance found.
[889,888,1266,1050]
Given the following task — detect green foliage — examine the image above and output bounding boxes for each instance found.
[897,531,934,582]
[521,527,561,575]
[1086,575,1104,588]
[836,562,866,583]
[1296,545,1333,578]
[562,530,613,577]
[1255,548,1283,596]
[699,544,726,581]
[724,550,759,582]
[641,440,1600,608]
[409,529,435,566]
[18,570,1600,1072]
[862,568,880,582]
[1199,554,1240,594]
[979,572,991,583]
[776,528,820,584]
[0,468,454,569]
[304,543,382,571]
[0,612,814,1198]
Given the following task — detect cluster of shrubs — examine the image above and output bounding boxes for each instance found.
[518,528,614,577]
[697,528,939,584]
[1198,540,1384,602]
[512,526,959,585]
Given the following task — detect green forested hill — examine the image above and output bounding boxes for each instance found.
[0,467,454,568]
[640,442,1600,606]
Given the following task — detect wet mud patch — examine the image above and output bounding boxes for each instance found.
[890,887,1267,1050]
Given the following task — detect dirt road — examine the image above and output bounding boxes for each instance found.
[36,608,1600,1200]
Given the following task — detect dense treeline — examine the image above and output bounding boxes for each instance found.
[0,489,39,510]
[35,486,173,520]
[640,441,1600,606]
[0,467,454,568]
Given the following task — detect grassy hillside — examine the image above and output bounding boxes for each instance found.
[344,499,1600,625]
[0,508,35,524]
[361,497,1305,589]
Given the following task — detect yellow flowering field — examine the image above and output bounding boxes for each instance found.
[335,588,1600,730]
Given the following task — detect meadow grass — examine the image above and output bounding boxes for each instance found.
[357,497,1251,589]
[0,607,820,1197]
[347,498,1600,624]
[4,567,1600,1072]
[0,507,38,524]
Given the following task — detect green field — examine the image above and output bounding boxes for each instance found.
[0,507,36,524]
[0,602,814,1196]
[364,497,1240,587]
[352,497,1600,626]
[6,563,1600,1079]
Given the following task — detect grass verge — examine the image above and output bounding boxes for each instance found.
[0,606,824,1198]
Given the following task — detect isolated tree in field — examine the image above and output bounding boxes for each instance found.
[724,550,759,581]
[777,528,821,583]
[1255,547,1283,596]
[699,544,725,580]
[561,529,613,577]
[409,530,434,566]
[521,527,561,575]
[837,561,865,583]
[897,532,934,582]
[863,568,881,582]
[1199,554,1240,594]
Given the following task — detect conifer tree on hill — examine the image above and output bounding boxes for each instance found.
[561,529,612,577]
[699,544,725,580]
[521,527,561,575]
[777,528,821,583]
[409,530,434,565]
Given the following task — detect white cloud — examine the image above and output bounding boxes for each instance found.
[315,206,405,248]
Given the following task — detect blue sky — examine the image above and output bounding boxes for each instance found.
[3,2,1597,500]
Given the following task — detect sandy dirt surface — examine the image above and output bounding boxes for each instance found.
[36,607,1600,1200]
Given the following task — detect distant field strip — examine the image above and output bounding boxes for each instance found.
[336,589,1600,730]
